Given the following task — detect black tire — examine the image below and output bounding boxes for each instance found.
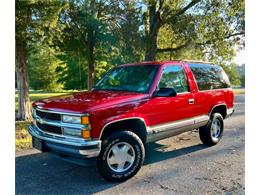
[97,131,145,182]
[199,113,224,146]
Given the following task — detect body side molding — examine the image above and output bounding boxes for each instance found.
[146,115,209,143]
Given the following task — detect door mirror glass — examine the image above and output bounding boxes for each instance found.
[153,87,177,97]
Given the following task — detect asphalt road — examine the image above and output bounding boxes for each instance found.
[16,94,245,195]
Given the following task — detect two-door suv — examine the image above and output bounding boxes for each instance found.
[28,60,234,182]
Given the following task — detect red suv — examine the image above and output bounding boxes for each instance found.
[28,60,234,182]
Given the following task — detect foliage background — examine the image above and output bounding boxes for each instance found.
[15,0,245,121]
[16,0,244,93]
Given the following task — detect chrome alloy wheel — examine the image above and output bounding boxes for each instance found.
[107,142,136,173]
[211,118,222,142]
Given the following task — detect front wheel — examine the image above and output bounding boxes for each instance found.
[199,113,224,146]
[97,131,145,182]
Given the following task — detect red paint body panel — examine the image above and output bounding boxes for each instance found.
[33,90,148,113]
[32,61,234,139]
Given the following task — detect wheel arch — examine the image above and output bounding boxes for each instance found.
[209,104,227,119]
[99,118,148,143]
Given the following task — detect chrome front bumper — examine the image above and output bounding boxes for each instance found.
[28,124,101,158]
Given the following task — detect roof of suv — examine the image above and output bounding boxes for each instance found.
[120,60,212,66]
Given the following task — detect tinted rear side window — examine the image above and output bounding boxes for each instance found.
[189,64,231,90]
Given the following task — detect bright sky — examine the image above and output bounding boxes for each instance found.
[233,50,245,65]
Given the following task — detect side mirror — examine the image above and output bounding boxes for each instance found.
[153,87,177,97]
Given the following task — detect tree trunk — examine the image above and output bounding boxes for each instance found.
[144,2,161,61]
[16,41,32,121]
[87,51,95,90]
[144,32,158,61]
[86,29,95,90]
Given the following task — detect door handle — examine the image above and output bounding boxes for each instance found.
[188,98,195,104]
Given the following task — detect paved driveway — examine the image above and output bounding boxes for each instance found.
[16,95,245,195]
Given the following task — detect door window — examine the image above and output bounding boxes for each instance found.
[158,65,189,93]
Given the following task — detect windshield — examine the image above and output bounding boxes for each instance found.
[94,65,159,93]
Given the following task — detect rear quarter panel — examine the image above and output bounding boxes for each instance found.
[199,88,234,114]
[184,62,234,115]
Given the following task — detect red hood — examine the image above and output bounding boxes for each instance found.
[33,90,149,114]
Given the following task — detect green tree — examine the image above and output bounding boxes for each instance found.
[15,0,64,120]
[222,63,241,86]
[16,0,34,120]
[16,0,245,116]
[28,44,63,91]
[142,0,245,61]
[52,0,117,90]
[113,0,144,63]
[55,53,88,90]
[51,0,146,89]
[240,75,245,87]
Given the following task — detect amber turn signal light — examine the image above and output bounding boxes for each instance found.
[81,116,89,125]
[81,129,91,139]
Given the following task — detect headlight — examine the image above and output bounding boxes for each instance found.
[62,115,81,124]
[63,127,91,139]
[62,115,89,125]
[63,127,82,137]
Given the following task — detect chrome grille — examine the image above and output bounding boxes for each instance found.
[36,122,62,135]
[36,109,61,121]
[33,108,88,137]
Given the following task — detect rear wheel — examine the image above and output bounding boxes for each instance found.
[97,130,145,182]
[199,113,224,146]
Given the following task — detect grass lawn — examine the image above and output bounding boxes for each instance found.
[233,88,245,94]
[15,121,32,151]
[15,92,68,112]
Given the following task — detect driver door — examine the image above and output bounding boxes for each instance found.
[148,64,196,126]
